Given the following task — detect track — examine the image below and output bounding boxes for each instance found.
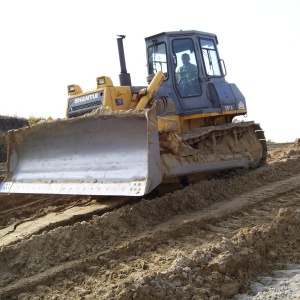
[160,123,267,181]
[0,142,299,299]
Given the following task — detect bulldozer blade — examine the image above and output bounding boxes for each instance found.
[0,109,162,196]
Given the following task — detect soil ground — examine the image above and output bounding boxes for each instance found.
[0,141,300,299]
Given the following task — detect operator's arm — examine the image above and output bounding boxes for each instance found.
[175,66,182,84]
[187,64,198,85]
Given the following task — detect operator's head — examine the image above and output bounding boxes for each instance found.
[181,53,190,65]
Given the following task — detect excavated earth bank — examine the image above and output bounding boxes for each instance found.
[0,142,299,299]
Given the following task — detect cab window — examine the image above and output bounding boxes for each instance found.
[147,42,168,78]
[200,38,222,76]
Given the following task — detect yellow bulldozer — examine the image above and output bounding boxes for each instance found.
[0,30,267,196]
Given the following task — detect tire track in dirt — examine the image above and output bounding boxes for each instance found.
[1,186,299,299]
[0,143,299,299]
[0,193,90,231]
[0,147,299,299]
[0,197,135,247]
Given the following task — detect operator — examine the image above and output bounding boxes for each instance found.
[177,53,200,97]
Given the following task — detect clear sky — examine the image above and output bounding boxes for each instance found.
[1,0,299,142]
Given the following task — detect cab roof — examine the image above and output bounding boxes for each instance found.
[145,30,218,43]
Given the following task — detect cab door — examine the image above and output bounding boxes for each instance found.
[171,37,211,111]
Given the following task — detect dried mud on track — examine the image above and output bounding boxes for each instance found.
[0,143,300,299]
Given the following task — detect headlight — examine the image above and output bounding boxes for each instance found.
[68,86,75,92]
[97,77,105,85]
[67,84,82,95]
[96,76,113,87]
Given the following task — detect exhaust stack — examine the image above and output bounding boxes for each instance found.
[117,35,132,86]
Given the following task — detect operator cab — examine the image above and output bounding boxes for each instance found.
[145,30,246,116]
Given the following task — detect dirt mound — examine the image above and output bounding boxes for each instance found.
[0,143,299,299]
[0,116,29,163]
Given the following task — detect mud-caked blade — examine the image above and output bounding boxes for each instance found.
[0,109,162,196]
